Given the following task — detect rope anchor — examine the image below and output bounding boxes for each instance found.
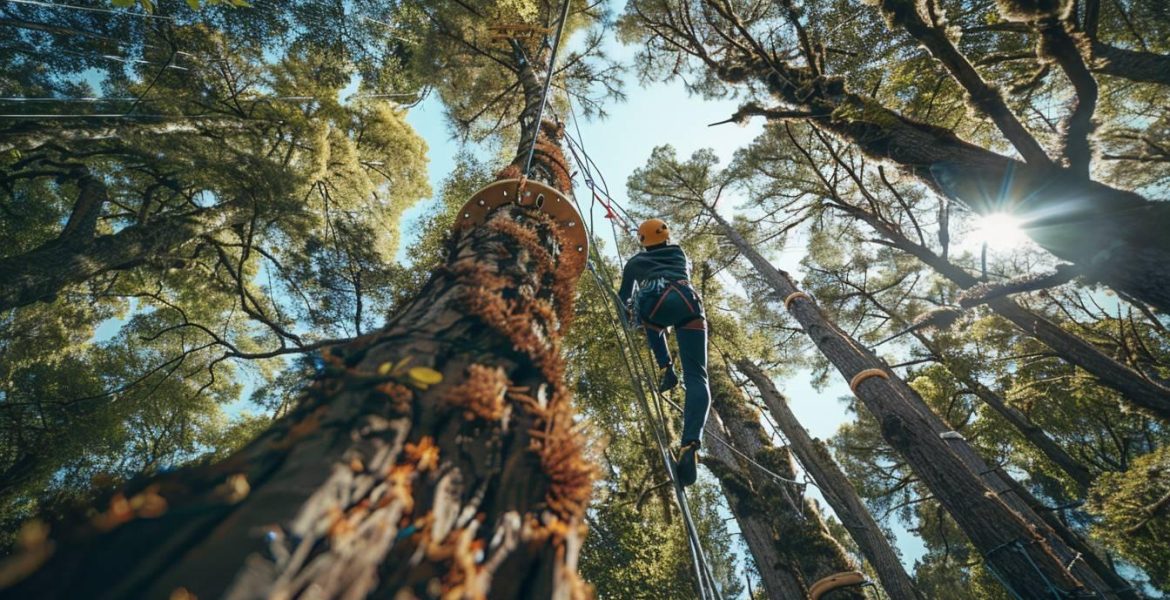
[849,368,889,394]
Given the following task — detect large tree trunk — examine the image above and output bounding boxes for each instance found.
[835,274,1098,492]
[736,360,924,600]
[0,206,248,312]
[708,208,1130,598]
[0,27,593,593]
[1090,41,1170,87]
[704,412,804,599]
[715,54,1170,314]
[703,361,862,600]
[0,188,592,599]
[0,119,250,153]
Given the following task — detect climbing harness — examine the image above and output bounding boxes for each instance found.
[583,259,725,600]
[563,119,723,599]
[559,113,880,599]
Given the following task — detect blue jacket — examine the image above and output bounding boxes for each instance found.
[618,244,692,304]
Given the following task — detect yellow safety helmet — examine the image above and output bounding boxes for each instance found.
[638,218,670,247]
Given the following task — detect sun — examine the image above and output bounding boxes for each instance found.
[968,212,1030,250]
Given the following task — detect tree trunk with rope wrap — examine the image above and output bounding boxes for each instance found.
[703,357,864,600]
[0,31,596,600]
[735,360,924,600]
[707,208,1134,599]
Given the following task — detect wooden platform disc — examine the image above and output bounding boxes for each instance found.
[455,178,589,275]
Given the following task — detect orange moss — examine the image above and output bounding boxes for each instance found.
[438,525,487,600]
[375,381,414,414]
[448,184,596,526]
[496,164,523,181]
[486,218,556,281]
[531,396,596,520]
[443,364,510,421]
[404,437,440,472]
[271,405,329,450]
[386,465,416,514]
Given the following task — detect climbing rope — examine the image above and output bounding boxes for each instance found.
[560,105,812,498]
[579,220,724,600]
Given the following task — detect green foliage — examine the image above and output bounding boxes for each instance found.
[111,0,250,12]
[1089,445,1170,587]
[0,0,431,536]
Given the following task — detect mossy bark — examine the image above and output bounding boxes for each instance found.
[737,360,924,600]
[0,35,594,599]
[704,359,864,600]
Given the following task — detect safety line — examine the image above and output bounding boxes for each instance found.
[583,260,723,600]
[568,174,722,598]
[559,101,835,564]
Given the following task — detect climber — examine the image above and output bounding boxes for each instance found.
[618,218,711,487]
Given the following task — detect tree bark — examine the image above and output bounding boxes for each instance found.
[708,207,1126,598]
[736,360,924,600]
[869,0,1051,167]
[0,206,247,312]
[715,54,1170,314]
[1089,42,1170,87]
[835,275,1098,493]
[56,171,108,246]
[0,191,593,600]
[841,203,1170,420]
[704,412,805,600]
[703,361,863,600]
[0,119,251,154]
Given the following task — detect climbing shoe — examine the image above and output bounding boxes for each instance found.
[674,441,700,487]
[658,366,680,393]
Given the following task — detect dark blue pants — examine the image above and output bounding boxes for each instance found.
[638,282,711,446]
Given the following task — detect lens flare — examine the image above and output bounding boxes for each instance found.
[969,212,1030,250]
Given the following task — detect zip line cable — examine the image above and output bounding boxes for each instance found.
[558,110,813,492]
[582,257,724,600]
[521,0,571,177]
[583,263,720,600]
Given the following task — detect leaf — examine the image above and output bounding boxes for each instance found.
[186,0,200,9]
[392,355,414,374]
[408,367,443,387]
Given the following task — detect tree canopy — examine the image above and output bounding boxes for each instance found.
[1,0,1169,598]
